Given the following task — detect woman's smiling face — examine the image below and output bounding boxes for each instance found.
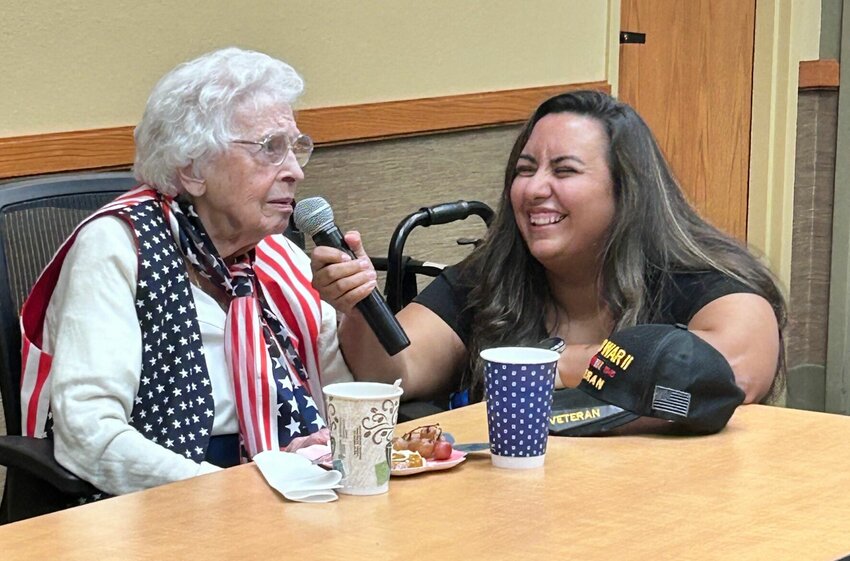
[510,112,616,270]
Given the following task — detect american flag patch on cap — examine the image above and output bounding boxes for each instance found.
[652,385,691,417]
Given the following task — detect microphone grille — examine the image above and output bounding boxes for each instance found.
[293,197,334,236]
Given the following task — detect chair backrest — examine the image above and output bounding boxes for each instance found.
[0,172,138,436]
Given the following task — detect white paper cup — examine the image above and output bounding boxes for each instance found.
[322,382,403,495]
[481,347,558,469]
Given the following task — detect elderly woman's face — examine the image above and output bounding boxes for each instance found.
[509,112,616,271]
[188,103,305,258]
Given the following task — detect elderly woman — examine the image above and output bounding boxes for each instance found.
[19,47,351,496]
[312,90,786,428]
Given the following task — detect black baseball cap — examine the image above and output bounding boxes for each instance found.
[549,324,745,436]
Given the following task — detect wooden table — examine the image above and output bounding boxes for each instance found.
[1,403,849,560]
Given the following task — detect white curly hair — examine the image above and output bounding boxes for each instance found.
[133,47,304,196]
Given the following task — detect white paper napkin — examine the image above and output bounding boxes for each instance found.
[253,450,342,503]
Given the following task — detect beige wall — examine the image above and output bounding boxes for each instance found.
[0,0,826,286]
[0,0,611,137]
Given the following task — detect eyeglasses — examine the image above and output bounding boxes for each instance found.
[231,132,314,167]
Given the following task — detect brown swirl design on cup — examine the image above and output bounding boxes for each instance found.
[361,398,399,444]
[327,400,339,432]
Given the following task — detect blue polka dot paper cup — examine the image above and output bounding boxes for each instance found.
[481,347,559,469]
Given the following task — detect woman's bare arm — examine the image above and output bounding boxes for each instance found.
[687,293,780,403]
[554,343,603,389]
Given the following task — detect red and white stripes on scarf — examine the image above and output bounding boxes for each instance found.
[19,187,325,454]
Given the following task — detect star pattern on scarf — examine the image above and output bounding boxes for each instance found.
[264,319,325,444]
[120,202,213,462]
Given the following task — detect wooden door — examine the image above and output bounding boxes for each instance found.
[618,0,756,240]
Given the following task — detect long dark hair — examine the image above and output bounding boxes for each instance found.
[463,90,786,402]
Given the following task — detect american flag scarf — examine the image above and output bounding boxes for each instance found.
[162,195,326,458]
[20,188,160,439]
[20,187,325,459]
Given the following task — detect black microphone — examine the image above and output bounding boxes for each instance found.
[293,197,411,356]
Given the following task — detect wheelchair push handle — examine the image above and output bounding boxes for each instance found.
[421,200,494,227]
[385,200,494,314]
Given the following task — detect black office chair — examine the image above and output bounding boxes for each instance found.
[0,171,139,524]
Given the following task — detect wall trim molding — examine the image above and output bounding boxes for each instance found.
[799,59,840,90]
[0,126,136,180]
[0,81,609,180]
